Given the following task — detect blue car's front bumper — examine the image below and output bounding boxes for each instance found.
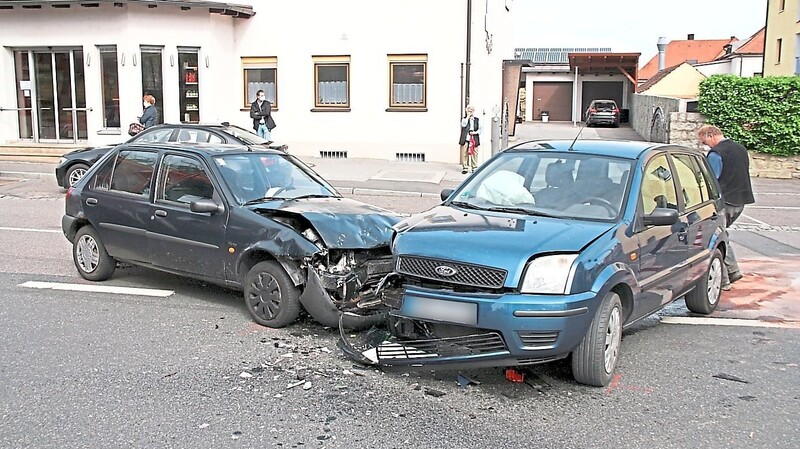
[373,286,601,368]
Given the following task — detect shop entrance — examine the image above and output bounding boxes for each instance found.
[12,49,88,143]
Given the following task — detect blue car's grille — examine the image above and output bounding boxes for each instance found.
[376,332,507,362]
[396,256,507,289]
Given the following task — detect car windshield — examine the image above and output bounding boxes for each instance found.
[221,125,270,145]
[214,153,338,204]
[449,151,634,221]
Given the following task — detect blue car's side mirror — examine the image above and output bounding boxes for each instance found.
[643,208,679,226]
[440,189,454,201]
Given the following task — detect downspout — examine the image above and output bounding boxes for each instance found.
[465,0,472,109]
[761,0,769,76]
[573,65,578,126]
[460,63,465,117]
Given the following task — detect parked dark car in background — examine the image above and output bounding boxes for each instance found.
[585,99,620,127]
[62,142,400,329]
[55,123,287,188]
[345,139,729,387]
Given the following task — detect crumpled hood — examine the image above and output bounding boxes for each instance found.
[393,205,614,281]
[255,197,402,249]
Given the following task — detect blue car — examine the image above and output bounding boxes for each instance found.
[348,139,729,387]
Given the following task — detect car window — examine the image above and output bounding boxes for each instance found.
[696,154,720,201]
[101,149,158,196]
[641,154,679,215]
[133,128,173,143]
[172,129,224,144]
[671,153,706,209]
[593,101,616,110]
[221,126,269,145]
[156,154,215,205]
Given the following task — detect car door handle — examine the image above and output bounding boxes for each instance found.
[86,198,98,205]
[154,210,167,217]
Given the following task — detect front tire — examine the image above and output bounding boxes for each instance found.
[243,261,301,328]
[572,292,623,387]
[684,248,723,314]
[65,163,90,187]
[72,226,116,281]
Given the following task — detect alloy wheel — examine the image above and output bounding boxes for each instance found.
[707,257,722,305]
[604,307,622,374]
[76,234,100,273]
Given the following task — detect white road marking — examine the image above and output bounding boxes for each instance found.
[0,226,61,234]
[20,281,173,297]
[747,206,800,211]
[739,213,769,226]
[661,316,797,329]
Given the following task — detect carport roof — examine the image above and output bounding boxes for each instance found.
[0,0,255,18]
[568,52,640,85]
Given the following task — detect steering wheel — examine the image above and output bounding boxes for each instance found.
[584,197,617,216]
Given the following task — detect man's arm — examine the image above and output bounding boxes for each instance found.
[707,151,723,179]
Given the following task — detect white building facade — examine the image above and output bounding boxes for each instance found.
[0,0,515,164]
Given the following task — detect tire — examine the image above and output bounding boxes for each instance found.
[685,248,723,314]
[243,261,301,328]
[572,292,623,387]
[72,226,116,281]
[65,163,90,188]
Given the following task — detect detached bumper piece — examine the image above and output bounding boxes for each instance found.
[376,332,507,366]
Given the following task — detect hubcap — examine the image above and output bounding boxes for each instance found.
[69,168,87,186]
[247,272,281,320]
[604,306,622,374]
[707,257,722,305]
[76,235,99,273]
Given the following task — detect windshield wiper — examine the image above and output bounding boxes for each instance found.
[450,200,486,211]
[484,206,557,218]
[243,197,281,206]
[291,194,335,200]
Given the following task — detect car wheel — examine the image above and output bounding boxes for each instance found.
[684,248,723,314]
[65,163,90,187]
[73,226,116,281]
[243,261,301,328]
[572,292,623,387]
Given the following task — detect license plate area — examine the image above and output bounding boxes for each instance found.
[402,295,478,326]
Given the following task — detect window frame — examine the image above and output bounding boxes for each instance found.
[639,152,680,217]
[387,54,427,111]
[156,153,216,206]
[312,56,351,111]
[97,149,159,197]
[776,38,783,64]
[242,56,278,109]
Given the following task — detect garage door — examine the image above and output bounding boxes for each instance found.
[531,82,572,121]
[582,82,623,118]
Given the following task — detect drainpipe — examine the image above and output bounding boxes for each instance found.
[761,0,769,76]
[460,63,465,118]
[465,0,472,110]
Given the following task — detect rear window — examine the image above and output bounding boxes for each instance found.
[593,101,617,110]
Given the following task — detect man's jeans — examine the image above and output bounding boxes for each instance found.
[257,123,271,141]
[723,203,745,284]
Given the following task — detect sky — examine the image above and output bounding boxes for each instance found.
[512,0,768,66]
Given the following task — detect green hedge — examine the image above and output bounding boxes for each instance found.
[698,75,800,156]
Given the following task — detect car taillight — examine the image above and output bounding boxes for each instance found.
[613,108,620,114]
[588,108,597,114]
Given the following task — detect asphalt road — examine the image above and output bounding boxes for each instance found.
[0,176,798,449]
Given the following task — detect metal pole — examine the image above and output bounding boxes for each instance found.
[573,65,578,126]
[464,0,472,109]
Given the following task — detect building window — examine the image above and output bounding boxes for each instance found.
[776,38,783,64]
[97,46,120,129]
[242,57,277,108]
[388,55,427,110]
[313,56,350,109]
[779,0,785,11]
[140,46,164,125]
[178,48,200,123]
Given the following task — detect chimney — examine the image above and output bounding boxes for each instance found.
[657,37,667,71]
[687,34,695,40]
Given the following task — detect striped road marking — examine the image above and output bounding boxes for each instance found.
[661,316,798,329]
[0,226,61,234]
[19,281,174,298]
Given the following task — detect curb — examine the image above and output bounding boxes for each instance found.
[0,170,441,198]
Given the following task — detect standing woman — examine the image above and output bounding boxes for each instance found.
[140,95,159,129]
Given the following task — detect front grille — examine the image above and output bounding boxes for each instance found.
[376,332,507,362]
[518,331,559,347]
[397,256,507,289]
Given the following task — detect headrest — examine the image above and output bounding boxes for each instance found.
[545,161,573,188]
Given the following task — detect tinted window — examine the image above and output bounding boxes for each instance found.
[221,126,269,145]
[133,128,173,143]
[173,129,224,144]
[671,153,706,209]
[157,154,214,205]
[109,150,158,196]
[641,154,678,215]
[592,101,616,110]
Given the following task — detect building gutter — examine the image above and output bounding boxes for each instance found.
[761,0,769,76]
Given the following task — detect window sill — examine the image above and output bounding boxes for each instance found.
[240,107,279,112]
[97,129,122,135]
[310,107,351,112]
[386,107,427,112]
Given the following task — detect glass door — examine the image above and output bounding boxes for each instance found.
[32,49,87,142]
[141,46,164,125]
[12,51,34,140]
[178,49,200,123]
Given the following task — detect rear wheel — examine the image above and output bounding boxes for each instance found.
[685,248,723,314]
[572,292,623,387]
[72,226,116,281]
[65,163,90,187]
[243,261,301,328]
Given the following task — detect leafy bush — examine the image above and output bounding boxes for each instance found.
[698,75,800,156]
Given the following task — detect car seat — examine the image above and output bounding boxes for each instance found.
[575,158,615,202]
[177,130,192,143]
[534,160,575,209]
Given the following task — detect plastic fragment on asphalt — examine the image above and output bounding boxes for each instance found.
[713,373,751,384]
[198,423,210,429]
[239,371,253,378]
[303,381,312,390]
[424,387,446,397]
[287,380,305,389]
[457,373,481,388]
[505,368,525,383]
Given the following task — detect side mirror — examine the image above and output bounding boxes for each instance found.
[440,189,454,202]
[190,198,224,214]
[643,208,679,226]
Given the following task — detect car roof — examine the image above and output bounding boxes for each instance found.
[118,142,285,157]
[507,139,697,160]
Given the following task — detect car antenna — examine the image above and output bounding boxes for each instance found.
[567,124,585,151]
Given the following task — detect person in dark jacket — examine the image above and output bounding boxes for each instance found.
[139,95,159,129]
[697,124,755,289]
[250,90,275,141]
